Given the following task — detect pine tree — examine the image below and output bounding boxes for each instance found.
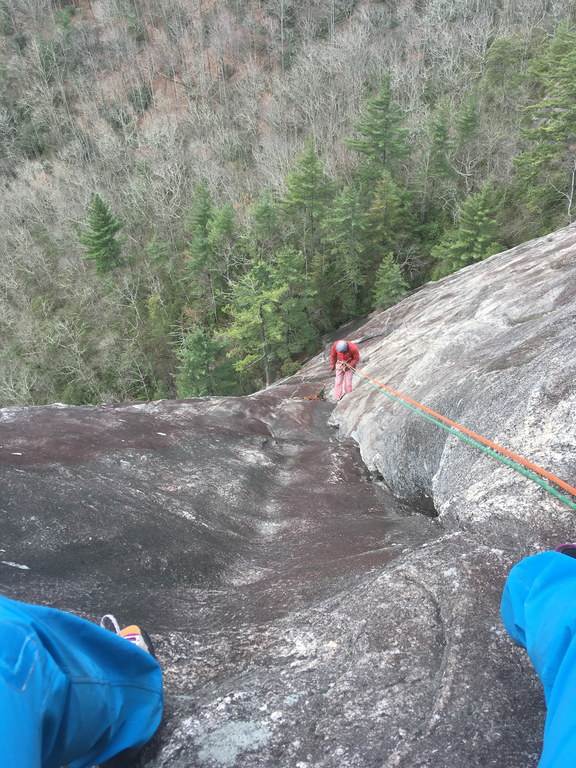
[78,194,124,274]
[145,235,169,266]
[185,183,237,322]
[247,188,283,255]
[272,246,318,358]
[365,172,404,245]
[514,23,576,225]
[175,326,237,398]
[485,38,529,91]
[186,181,214,276]
[373,253,408,309]
[362,171,409,291]
[207,203,237,285]
[345,75,409,185]
[221,251,317,388]
[222,263,289,387]
[431,184,503,277]
[321,186,367,323]
[280,137,334,278]
[142,295,176,399]
[455,98,479,143]
[429,106,454,179]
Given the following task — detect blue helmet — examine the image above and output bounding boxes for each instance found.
[336,340,349,352]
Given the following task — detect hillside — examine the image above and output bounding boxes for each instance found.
[1,0,576,406]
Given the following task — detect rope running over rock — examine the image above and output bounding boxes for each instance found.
[347,365,576,512]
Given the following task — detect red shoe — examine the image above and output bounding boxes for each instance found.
[100,614,156,657]
[554,543,576,559]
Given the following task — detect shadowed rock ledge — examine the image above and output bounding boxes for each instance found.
[1,224,576,767]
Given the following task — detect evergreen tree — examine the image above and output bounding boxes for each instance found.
[78,194,124,274]
[431,183,503,277]
[186,181,214,276]
[361,171,409,293]
[485,37,529,91]
[514,23,576,225]
[247,188,284,256]
[185,183,237,322]
[221,251,317,388]
[144,234,187,331]
[175,326,238,397]
[222,263,289,387]
[207,203,237,284]
[345,75,409,186]
[142,295,177,399]
[455,98,479,143]
[280,137,334,278]
[145,235,170,266]
[373,253,409,309]
[449,94,485,197]
[321,186,368,323]
[365,172,404,246]
[414,105,457,236]
[429,106,454,179]
[272,245,318,358]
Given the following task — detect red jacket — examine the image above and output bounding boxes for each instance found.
[330,340,360,369]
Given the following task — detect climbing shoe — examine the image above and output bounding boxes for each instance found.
[554,543,576,559]
[100,613,156,657]
[97,614,160,768]
[99,746,142,768]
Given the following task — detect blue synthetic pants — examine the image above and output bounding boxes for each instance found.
[501,551,576,768]
[0,594,163,768]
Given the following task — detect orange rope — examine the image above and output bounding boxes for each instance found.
[351,365,576,499]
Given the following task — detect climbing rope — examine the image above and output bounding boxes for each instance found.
[347,364,576,512]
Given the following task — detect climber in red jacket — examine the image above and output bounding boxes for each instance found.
[330,339,360,400]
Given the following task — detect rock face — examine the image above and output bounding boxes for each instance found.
[1,225,576,768]
[330,224,576,544]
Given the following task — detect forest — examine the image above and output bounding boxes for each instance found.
[1,0,575,405]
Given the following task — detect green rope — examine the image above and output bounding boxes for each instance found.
[351,368,576,512]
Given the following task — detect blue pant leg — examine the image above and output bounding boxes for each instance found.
[0,595,163,768]
[0,611,46,767]
[501,552,576,768]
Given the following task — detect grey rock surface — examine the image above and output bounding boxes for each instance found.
[329,224,576,546]
[2,225,576,767]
